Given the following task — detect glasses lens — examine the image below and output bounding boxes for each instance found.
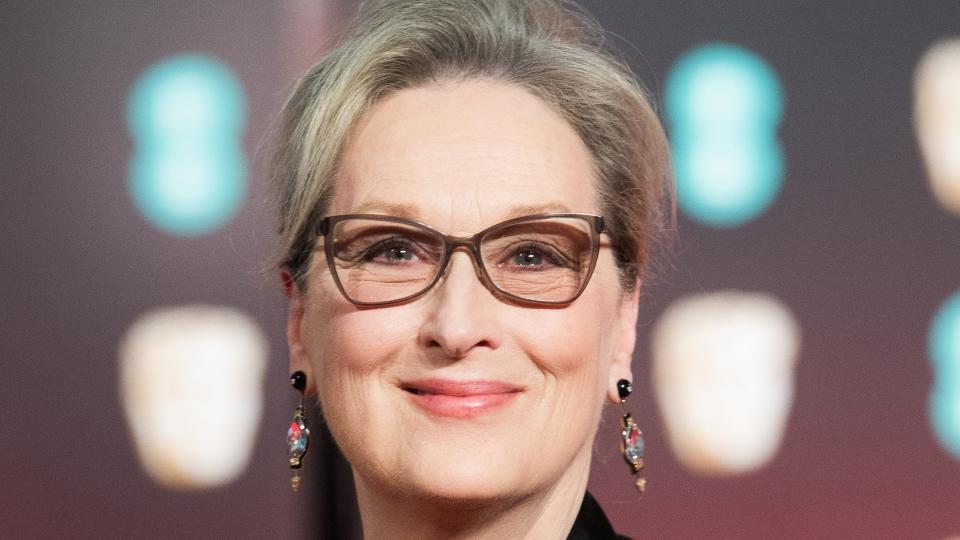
[480,217,595,303]
[328,218,443,304]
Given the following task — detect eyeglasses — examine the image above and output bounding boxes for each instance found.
[315,213,606,307]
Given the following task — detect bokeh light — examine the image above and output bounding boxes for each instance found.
[652,291,800,477]
[665,43,785,228]
[127,54,247,236]
[929,290,960,458]
[119,305,267,489]
[915,38,960,217]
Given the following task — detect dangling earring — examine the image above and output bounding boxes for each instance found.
[288,371,310,491]
[617,379,646,493]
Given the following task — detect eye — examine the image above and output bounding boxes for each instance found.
[380,245,415,262]
[513,249,543,266]
[499,242,572,271]
[363,239,420,264]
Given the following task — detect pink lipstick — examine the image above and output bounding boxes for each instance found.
[401,379,523,418]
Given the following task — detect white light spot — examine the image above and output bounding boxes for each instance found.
[119,305,268,489]
[652,291,801,476]
[915,38,960,217]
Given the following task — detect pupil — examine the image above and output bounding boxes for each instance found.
[515,250,541,266]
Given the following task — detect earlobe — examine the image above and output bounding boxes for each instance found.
[282,269,316,396]
[607,282,641,404]
[281,269,296,299]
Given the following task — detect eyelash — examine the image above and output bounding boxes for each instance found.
[350,237,575,269]
[361,238,427,263]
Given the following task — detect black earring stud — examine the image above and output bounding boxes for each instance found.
[291,370,307,393]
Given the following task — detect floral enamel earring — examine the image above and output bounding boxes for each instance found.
[617,379,646,493]
[288,371,310,491]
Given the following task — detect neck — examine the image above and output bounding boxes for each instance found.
[354,443,593,540]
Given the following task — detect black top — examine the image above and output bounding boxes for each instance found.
[566,492,631,540]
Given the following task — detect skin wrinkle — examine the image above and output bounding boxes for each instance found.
[287,78,638,540]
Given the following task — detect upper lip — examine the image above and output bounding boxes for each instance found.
[401,379,524,396]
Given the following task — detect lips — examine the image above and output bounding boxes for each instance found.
[401,379,523,418]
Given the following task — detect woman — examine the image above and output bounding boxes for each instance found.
[273,0,671,538]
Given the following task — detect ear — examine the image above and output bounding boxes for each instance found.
[607,281,641,404]
[281,269,317,396]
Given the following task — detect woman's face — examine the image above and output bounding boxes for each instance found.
[287,78,639,502]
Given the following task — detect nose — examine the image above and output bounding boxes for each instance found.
[417,250,503,359]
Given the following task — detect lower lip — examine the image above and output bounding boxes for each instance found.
[405,391,519,418]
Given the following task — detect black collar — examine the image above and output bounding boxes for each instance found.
[566,492,631,540]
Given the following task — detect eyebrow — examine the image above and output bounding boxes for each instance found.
[500,203,573,220]
[350,202,422,219]
[348,202,574,222]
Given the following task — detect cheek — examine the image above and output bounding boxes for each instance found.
[313,309,416,374]
[302,295,419,422]
[522,267,622,377]
[302,266,417,373]
[521,311,606,375]
[514,284,622,420]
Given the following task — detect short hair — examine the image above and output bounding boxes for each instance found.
[272,0,672,294]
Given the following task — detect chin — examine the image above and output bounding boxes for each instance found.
[389,441,532,506]
[410,468,521,508]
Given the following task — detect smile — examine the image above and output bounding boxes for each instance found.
[400,379,524,418]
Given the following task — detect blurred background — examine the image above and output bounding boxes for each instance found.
[3,1,960,538]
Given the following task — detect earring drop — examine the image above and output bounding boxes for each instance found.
[288,371,310,491]
[617,378,646,493]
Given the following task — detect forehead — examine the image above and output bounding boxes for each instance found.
[333,78,598,232]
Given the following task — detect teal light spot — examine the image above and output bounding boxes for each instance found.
[665,43,785,228]
[928,291,960,458]
[127,54,247,236]
[930,382,960,458]
[930,291,960,376]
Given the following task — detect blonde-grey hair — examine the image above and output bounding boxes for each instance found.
[272,0,671,294]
